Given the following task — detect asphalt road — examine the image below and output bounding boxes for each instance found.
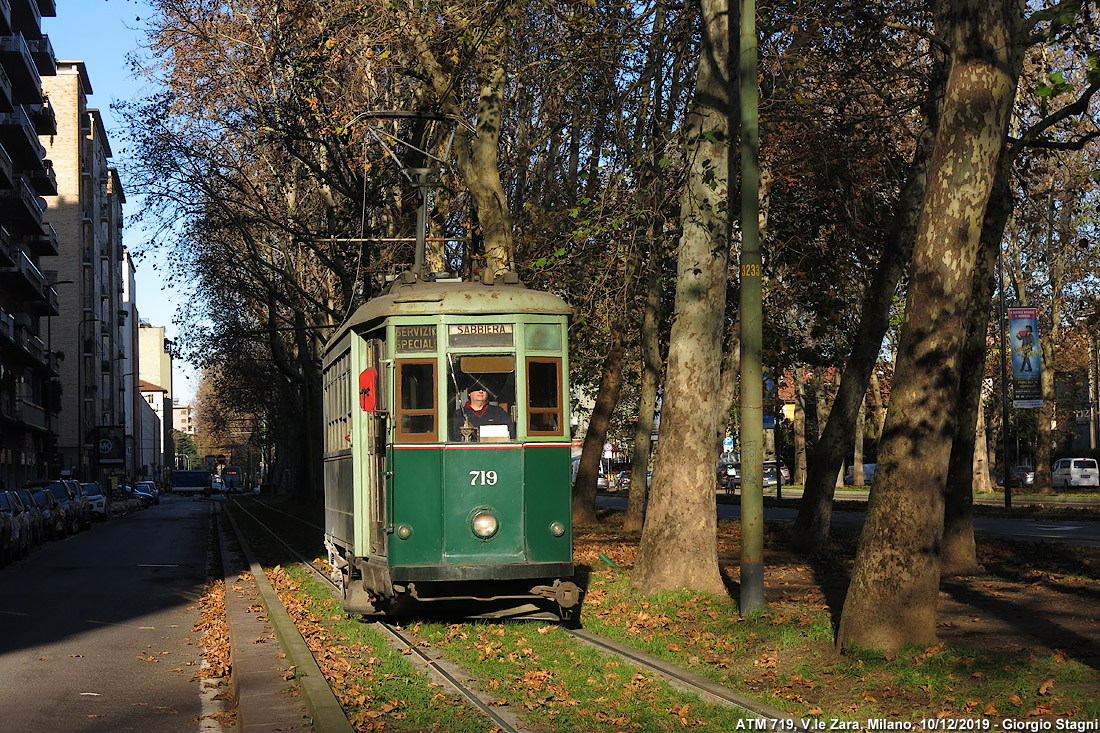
[0,495,220,732]
[597,493,1100,547]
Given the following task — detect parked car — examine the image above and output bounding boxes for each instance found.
[80,482,108,520]
[129,485,155,508]
[0,497,11,565]
[135,481,160,504]
[1051,458,1099,489]
[0,491,32,559]
[765,460,791,485]
[12,488,44,545]
[1007,465,1035,488]
[30,489,66,540]
[45,481,83,535]
[730,461,787,488]
[65,479,92,530]
[844,463,877,485]
[614,470,651,490]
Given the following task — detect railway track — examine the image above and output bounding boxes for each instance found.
[226,496,805,731]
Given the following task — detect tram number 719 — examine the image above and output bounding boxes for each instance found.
[470,470,499,485]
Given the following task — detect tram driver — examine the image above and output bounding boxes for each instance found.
[451,379,516,442]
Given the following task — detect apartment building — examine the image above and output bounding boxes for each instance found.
[173,401,194,436]
[0,0,58,489]
[39,60,127,483]
[119,246,139,478]
[138,320,174,468]
[138,379,165,481]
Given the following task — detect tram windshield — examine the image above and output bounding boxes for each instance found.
[448,354,517,442]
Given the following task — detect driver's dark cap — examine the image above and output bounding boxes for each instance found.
[467,378,493,397]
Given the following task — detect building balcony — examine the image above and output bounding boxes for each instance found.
[0,247,44,299]
[24,326,44,362]
[13,397,47,432]
[0,63,13,113]
[26,156,54,195]
[11,0,40,34]
[0,140,13,188]
[0,33,41,102]
[0,224,12,265]
[24,277,56,315]
[24,220,55,256]
[0,306,13,343]
[0,175,44,232]
[0,0,11,36]
[7,324,49,372]
[25,32,53,76]
[0,106,45,166]
[27,94,53,136]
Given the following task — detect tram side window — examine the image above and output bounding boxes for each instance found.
[527,357,563,435]
[396,360,436,441]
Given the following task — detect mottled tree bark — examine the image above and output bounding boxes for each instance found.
[626,267,664,532]
[943,143,1021,575]
[793,367,807,484]
[401,15,515,278]
[793,45,946,552]
[852,397,866,488]
[837,0,1022,651]
[869,369,887,439]
[632,0,732,596]
[572,327,627,525]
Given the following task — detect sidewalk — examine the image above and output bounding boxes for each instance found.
[218,512,314,732]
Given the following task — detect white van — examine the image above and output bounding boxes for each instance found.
[1050,458,1099,489]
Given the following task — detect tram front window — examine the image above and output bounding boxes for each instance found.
[448,355,517,442]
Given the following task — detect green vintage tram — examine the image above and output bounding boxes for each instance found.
[322,271,582,619]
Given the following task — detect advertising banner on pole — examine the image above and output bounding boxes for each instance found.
[1007,307,1043,408]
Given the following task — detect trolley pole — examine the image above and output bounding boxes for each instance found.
[739,0,765,616]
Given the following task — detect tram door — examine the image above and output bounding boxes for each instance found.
[359,338,388,557]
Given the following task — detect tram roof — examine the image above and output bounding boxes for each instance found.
[330,277,571,343]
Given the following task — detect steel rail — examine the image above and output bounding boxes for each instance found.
[563,628,809,730]
[373,621,526,733]
[229,497,808,730]
[226,497,529,733]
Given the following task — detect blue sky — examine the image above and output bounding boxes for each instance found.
[43,0,199,402]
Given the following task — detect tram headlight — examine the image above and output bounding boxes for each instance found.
[549,521,565,537]
[470,509,499,539]
[396,524,413,540]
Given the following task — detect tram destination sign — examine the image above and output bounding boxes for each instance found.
[448,323,514,347]
[394,325,437,352]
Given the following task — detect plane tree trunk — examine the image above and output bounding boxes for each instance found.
[837,0,1022,651]
[632,0,732,596]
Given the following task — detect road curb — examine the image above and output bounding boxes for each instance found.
[221,506,354,732]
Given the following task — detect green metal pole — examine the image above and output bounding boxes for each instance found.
[739,0,764,615]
